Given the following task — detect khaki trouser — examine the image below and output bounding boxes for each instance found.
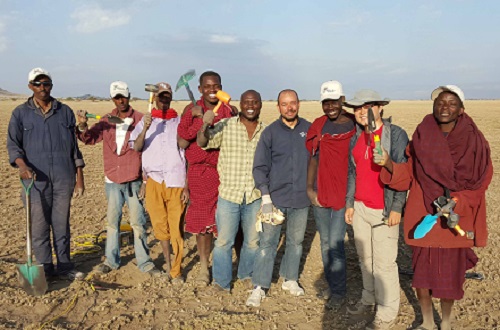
[145,178,185,279]
[352,201,400,322]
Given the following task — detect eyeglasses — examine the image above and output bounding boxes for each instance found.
[31,81,53,87]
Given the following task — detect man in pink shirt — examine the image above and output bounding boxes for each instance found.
[130,82,188,283]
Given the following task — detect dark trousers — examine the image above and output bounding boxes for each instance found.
[22,178,75,275]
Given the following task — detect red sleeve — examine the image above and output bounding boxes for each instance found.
[380,145,414,191]
[452,162,493,247]
[178,108,202,141]
[305,117,326,155]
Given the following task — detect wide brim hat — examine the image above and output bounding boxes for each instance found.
[344,89,390,108]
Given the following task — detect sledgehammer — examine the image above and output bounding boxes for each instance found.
[213,90,231,115]
[145,84,159,113]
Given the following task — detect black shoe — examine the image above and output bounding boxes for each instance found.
[58,269,85,281]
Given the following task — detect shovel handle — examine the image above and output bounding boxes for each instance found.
[20,175,35,195]
[86,113,102,120]
[20,176,35,266]
[374,135,382,155]
[148,92,154,113]
[185,85,197,105]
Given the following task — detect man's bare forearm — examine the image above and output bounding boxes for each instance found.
[133,130,147,152]
[196,123,210,148]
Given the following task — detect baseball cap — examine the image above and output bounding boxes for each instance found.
[156,82,172,95]
[28,67,51,82]
[110,81,130,98]
[431,85,464,103]
[345,89,390,108]
[320,80,343,102]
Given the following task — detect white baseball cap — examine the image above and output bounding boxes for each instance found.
[431,85,464,103]
[320,80,344,102]
[110,81,130,98]
[28,67,51,82]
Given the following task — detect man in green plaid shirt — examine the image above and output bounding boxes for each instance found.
[197,90,265,291]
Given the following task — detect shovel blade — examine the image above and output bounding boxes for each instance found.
[107,115,124,124]
[16,263,48,296]
[367,107,376,133]
[414,214,438,239]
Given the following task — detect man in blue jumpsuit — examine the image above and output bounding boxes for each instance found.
[7,68,85,281]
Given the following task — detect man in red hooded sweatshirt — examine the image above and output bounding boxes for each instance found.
[376,85,492,330]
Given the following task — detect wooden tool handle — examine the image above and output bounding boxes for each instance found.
[213,101,222,115]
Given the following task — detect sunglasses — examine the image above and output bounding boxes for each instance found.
[31,81,53,87]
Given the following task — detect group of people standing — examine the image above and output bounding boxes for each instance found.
[7,67,492,330]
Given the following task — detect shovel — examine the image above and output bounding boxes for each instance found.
[86,113,123,124]
[16,176,48,296]
[175,69,197,105]
[367,107,382,155]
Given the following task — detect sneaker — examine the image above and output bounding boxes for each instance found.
[246,286,265,307]
[58,269,85,281]
[326,296,346,312]
[281,280,305,296]
[96,263,113,274]
[365,316,396,330]
[347,300,376,315]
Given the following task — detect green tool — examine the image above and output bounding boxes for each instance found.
[16,176,48,296]
[175,69,197,105]
[86,113,123,124]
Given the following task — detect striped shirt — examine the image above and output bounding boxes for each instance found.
[204,116,266,204]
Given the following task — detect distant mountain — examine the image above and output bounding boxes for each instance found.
[73,94,109,101]
[0,88,26,99]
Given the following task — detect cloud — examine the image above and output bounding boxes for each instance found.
[0,21,7,52]
[70,4,130,33]
[328,11,371,28]
[209,34,239,44]
[418,4,442,18]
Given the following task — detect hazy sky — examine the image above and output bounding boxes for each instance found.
[0,0,499,100]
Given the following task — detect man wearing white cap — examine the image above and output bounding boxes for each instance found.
[376,85,492,330]
[76,81,160,276]
[7,68,85,281]
[344,89,409,329]
[305,81,356,311]
[130,82,188,283]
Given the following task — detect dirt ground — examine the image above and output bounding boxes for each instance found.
[0,99,498,330]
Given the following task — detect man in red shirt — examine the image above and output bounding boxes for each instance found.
[76,81,160,276]
[177,71,234,285]
[344,90,409,330]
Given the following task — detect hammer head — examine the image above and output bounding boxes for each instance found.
[216,90,231,104]
[145,84,159,93]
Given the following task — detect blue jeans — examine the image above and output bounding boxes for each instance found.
[313,206,347,297]
[104,180,154,272]
[252,206,309,289]
[212,196,260,290]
